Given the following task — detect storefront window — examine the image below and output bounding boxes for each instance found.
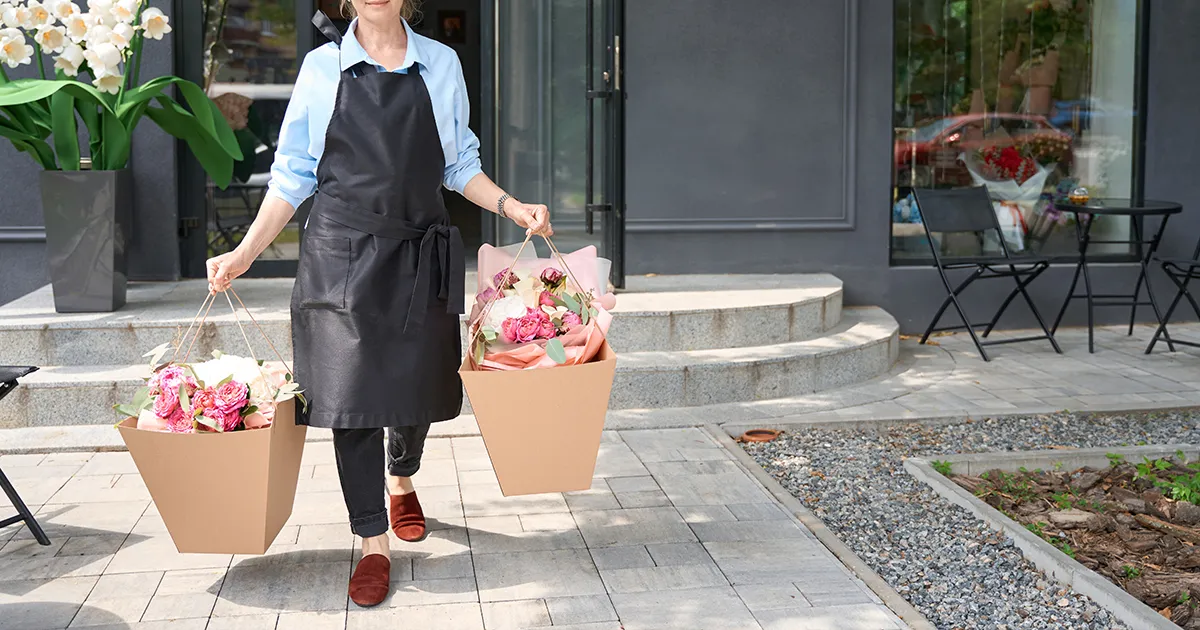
[891,0,1141,262]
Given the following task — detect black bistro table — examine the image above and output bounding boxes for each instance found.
[1050,198,1183,353]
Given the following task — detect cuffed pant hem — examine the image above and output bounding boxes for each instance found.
[350,511,389,538]
[388,462,421,478]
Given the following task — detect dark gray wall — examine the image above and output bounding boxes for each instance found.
[624,0,1199,334]
[0,0,178,306]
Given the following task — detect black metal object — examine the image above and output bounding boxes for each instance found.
[0,366,51,546]
[912,187,1062,362]
[1146,236,1200,354]
[1050,198,1182,354]
[584,0,626,288]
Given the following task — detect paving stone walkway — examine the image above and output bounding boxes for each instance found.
[0,428,907,630]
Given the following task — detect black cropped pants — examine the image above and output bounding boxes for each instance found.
[331,424,430,538]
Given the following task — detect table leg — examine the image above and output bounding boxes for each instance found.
[1127,218,1146,336]
[1077,216,1097,352]
[1051,218,1087,337]
[1141,215,1176,353]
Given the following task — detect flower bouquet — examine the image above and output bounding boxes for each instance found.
[114,290,308,555]
[460,237,617,497]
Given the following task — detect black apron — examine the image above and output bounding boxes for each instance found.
[291,12,465,429]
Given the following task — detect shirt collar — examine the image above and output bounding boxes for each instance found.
[340,17,424,73]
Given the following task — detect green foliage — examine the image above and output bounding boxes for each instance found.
[931,460,953,476]
[545,338,567,365]
[1106,453,1125,468]
[1058,540,1076,559]
[1122,565,1140,579]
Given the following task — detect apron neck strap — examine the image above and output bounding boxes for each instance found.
[312,11,343,45]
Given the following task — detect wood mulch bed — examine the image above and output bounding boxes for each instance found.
[948,454,1200,628]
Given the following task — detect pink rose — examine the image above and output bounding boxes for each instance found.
[535,311,557,339]
[242,411,271,430]
[493,268,519,290]
[501,309,550,343]
[213,381,249,416]
[540,267,565,288]
[166,407,193,433]
[192,387,216,412]
[538,291,557,308]
[153,386,180,418]
[561,311,583,330]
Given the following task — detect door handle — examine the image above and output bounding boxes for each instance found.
[614,35,621,92]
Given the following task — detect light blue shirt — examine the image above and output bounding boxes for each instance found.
[266,18,483,209]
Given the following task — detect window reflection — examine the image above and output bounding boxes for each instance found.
[892,0,1139,262]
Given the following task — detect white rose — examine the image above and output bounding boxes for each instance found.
[35,23,64,52]
[483,295,529,332]
[53,40,81,73]
[139,5,166,39]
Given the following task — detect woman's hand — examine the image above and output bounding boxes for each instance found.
[506,201,554,237]
[206,249,253,293]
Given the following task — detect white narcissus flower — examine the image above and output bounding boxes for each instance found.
[26,1,52,28]
[63,11,88,41]
[53,40,82,73]
[82,39,119,74]
[92,69,121,94]
[107,19,131,48]
[35,24,65,52]
[0,28,34,67]
[109,0,136,23]
[139,5,167,39]
[52,0,80,20]
[2,4,30,29]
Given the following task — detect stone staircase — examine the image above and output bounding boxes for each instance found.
[0,275,899,428]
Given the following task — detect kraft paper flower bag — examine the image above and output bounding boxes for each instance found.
[460,236,617,497]
[115,290,307,555]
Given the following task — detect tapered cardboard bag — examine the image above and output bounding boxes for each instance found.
[117,399,306,554]
[460,342,617,496]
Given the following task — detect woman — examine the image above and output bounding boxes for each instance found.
[205,0,551,607]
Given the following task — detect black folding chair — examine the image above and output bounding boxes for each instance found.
[912,187,1063,361]
[0,366,51,545]
[1146,236,1200,353]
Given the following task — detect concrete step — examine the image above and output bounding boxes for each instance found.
[0,308,897,428]
[0,276,843,365]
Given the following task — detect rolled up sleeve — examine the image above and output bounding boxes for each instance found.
[266,58,319,209]
[443,60,483,194]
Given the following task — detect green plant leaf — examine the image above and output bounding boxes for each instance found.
[175,80,242,160]
[142,342,172,369]
[50,87,80,170]
[0,79,111,111]
[144,96,234,187]
[131,386,151,411]
[545,338,567,364]
[580,304,590,326]
[561,292,580,314]
[98,111,130,169]
[482,327,497,342]
[114,403,141,418]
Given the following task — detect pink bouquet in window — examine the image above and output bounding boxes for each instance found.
[468,243,616,370]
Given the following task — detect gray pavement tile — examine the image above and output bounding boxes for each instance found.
[212,560,349,616]
[46,474,150,505]
[276,611,347,630]
[380,577,478,608]
[0,549,112,581]
[690,520,810,543]
[615,428,722,464]
[467,517,586,555]
[461,483,568,517]
[610,585,760,630]
[58,534,127,557]
[75,452,139,477]
[458,469,500,485]
[411,457,458,488]
[728,504,790,521]
[106,535,232,574]
[286,491,357,527]
[588,545,654,570]
[752,603,901,629]
[676,505,737,523]
[413,554,474,581]
[704,541,832,585]
[18,501,147,542]
[474,549,605,602]
[0,576,98,630]
[591,443,650,478]
[615,490,672,508]
[347,603,484,629]
[644,459,744,477]
[604,476,660,493]
[645,542,715,567]
[68,571,161,627]
[80,621,209,630]
[541,623,623,630]
[519,513,577,532]
[733,584,811,612]
[481,599,552,629]
[205,614,280,629]
[545,595,618,625]
[140,568,224,621]
[599,563,728,593]
[654,471,772,507]
[573,507,697,548]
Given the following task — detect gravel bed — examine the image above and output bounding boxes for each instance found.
[744,411,1200,630]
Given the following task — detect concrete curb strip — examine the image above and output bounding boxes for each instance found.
[906,446,1200,630]
[705,424,936,630]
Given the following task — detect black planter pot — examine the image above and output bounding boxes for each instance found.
[39,169,133,313]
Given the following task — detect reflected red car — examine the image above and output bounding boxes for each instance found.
[894,114,1073,187]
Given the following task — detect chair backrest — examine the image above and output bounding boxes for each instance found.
[911,186,1014,259]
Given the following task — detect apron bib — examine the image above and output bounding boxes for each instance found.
[291,13,465,429]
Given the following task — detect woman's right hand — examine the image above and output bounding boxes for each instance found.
[206,249,253,293]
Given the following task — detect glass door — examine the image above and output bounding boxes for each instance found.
[491,0,625,287]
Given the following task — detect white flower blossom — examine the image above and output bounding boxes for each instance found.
[1,4,30,29]
[84,21,110,45]
[52,0,80,21]
[25,1,51,28]
[140,5,167,39]
[483,295,529,332]
[35,23,64,52]
[107,19,131,48]
[53,40,81,73]
[0,28,34,67]
[62,11,87,41]
[92,69,121,94]
[81,39,119,74]
[109,0,135,23]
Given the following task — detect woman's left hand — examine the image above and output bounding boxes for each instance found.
[507,202,553,236]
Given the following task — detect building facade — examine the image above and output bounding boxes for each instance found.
[1,0,1196,335]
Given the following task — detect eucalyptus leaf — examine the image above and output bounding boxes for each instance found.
[178,384,191,414]
[142,342,172,369]
[545,338,568,365]
[581,306,590,326]
[194,413,220,431]
[114,403,140,418]
[131,387,151,411]
[562,292,580,313]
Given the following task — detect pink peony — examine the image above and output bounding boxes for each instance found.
[502,308,557,343]
[192,387,216,413]
[153,386,180,418]
[535,311,557,339]
[493,268,519,290]
[540,267,565,288]
[212,381,249,416]
[538,291,557,308]
[560,311,583,330]
[149,366,197,396]
[166,407,193,433]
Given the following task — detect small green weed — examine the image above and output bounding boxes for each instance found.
[1106,453,1125,467]
[1122,565,1141,579]
[931,460,953,476]
[1058,541,1076,559]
